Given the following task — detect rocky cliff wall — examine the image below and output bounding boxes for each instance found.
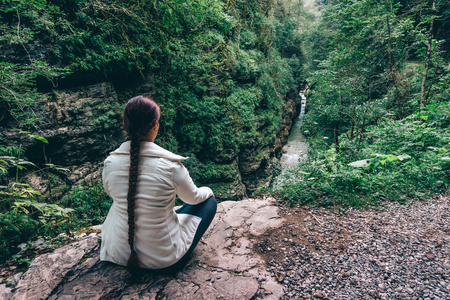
[238,91,300,194]
[0,77,299,200]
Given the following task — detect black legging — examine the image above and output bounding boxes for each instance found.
[157,196,217,274]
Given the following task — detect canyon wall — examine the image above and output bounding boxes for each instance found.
[0,78,299,200]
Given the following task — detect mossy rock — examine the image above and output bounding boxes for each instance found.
[207,180,246,201]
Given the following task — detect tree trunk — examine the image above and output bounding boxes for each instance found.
[384,0,394,74]
[350,105,355,139]
[420,0,437,107]
[334,121,339,154]
[384,0,402,112]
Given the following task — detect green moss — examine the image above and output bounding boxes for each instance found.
[207,181,245,201]
[197,163,240,183]
[72,226,100,236]
[40,184,70,201]
[78,248,98,265]
[58,182,112,228]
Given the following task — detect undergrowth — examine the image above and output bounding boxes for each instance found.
[273,102,450,207]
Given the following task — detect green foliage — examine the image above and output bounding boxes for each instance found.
[198,162,239,184]
[0,0,305,261]
[0,182,73,260]
[0,146,25,177]
[58,181,112,228]
[0,137,94,262]
[91,102,123,131]
[275,102,450,207]
[276,0,449,208]
[0,152,111,263]
[303,0,449,144]
[0,0,71,129]
[0,61,69,129]
[48,0,234,73]
[1,0,303,182]
[139,0,303,174]
[0,142,111,261]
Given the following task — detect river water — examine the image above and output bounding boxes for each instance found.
[272,92,309,190]
[279,92,309,168]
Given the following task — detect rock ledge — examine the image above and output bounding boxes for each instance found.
[1,198,285,300]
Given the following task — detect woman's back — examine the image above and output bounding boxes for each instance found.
[100,96,216,275]
[101,142,204,269]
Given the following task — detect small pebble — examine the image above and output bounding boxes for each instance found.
[261,196,449,299]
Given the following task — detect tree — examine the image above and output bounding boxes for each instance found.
[420,0,437,107]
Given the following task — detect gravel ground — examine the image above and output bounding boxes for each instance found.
[255,194,450,299]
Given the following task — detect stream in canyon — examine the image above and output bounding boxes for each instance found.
[272,92,309,189]
[279,92,309,168]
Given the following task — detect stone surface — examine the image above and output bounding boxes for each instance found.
[1,198,285,300]
[41,82,124,166]
[0,82,124,167]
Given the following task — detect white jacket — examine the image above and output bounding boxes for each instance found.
[100,141,213,269]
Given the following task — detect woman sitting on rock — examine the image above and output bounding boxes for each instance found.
[100,95,217,275]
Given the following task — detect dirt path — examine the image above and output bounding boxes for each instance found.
[255,194,450,299]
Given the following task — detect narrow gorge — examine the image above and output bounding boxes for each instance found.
[279,92,308,168]
[0,80,301,200]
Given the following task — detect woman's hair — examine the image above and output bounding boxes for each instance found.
[123,95,160,275]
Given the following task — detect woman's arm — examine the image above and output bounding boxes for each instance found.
[102,157,113,197]
[172,162,213,205]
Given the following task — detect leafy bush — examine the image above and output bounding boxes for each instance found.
[0,182,73,260]
[274,103,450,207]
[0,178,112,261]
[58,181,112,228]
[1,139,74,260]
[0,138,110,261]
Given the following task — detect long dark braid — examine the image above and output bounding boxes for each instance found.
[126,137,140,274]
[123,96,160,276]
